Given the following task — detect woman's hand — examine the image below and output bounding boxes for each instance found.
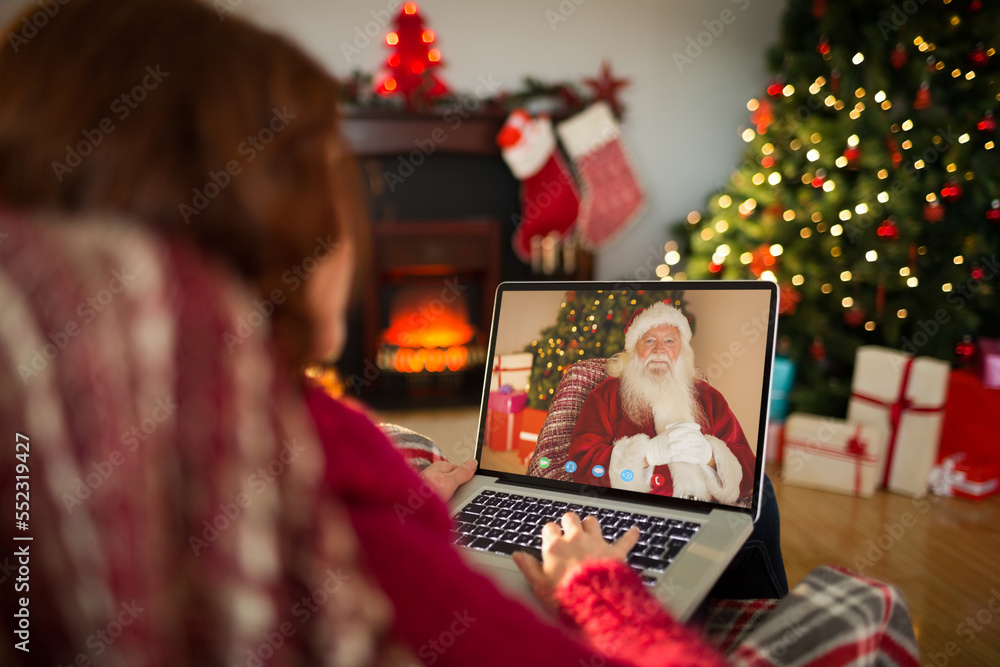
[512,512,639,609]
[421,459,477,501]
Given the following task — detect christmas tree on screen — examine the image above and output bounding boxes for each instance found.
[670,0,1000,415]
[375,2,449,109]
[524,290,688,410]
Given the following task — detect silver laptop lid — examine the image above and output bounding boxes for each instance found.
[475,280,779,522]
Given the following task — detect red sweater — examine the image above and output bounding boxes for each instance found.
[568,378,755,498]
[307,387,727,667]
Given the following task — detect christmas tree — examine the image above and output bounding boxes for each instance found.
[524,289,688,410]
[670,0,1000,416]
[375,2,449,109]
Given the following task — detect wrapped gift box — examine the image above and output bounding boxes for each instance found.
[929,454,999,502]
[765,421,785,464]
[846,346,949,497]
[782,414,886,497]
[489,352,534,392]
[484,388,527,452]
[939,369,1000,463]
[517,407,549,466]
[979,338,1000,389]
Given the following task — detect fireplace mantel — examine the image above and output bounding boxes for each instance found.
[340,110,507,158]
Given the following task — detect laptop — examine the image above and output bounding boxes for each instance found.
[450,280,778,621]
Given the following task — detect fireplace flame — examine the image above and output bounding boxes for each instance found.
[381,288,476,373]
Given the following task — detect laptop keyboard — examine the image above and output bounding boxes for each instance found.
[453,489,701,585]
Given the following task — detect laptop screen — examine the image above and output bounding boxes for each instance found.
[476,281,778,519]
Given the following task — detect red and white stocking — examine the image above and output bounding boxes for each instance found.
[497,110,580,263]
[556,101,646,249]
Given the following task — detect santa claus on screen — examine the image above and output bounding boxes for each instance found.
[567,301,754,504]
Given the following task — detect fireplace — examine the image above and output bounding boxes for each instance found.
[335,110,590,407]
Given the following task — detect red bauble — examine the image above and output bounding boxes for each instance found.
[924,201,945,223]
[762,156,775,168]
[968,0,983,11]
[817,37,831,57]
[751,99,774,134]
[978,111,996,132]
[877,218,900,239]
[812,0,827,18]
[811,168,827,188]
[844,145,861,167]
[845,307,866,328]
[749,244,776,277]
[941,181,963,202]
[891,43,908,69]
[767,79,784,97]
[708,261,723,274]
[969,44,990,69]
[779,284,801,315]
[955,335,977,365]
[972,267,986,280]
[914,82,932,109]
[987,199,1000,222]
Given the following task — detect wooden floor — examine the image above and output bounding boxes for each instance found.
[378,407,1000,664]
[768,463,1000,665]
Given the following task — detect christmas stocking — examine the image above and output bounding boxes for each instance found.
[496,110,580,263]
[556,101,646,249]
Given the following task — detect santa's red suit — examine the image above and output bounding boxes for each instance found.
[568,377,755,501]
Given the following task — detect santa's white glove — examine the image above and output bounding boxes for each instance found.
[645,422,713,467]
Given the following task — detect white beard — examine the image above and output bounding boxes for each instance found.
[617,349,703,434]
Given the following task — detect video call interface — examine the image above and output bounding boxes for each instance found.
[482,286,775,509]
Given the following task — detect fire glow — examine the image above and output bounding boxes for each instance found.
[380,289,475,373]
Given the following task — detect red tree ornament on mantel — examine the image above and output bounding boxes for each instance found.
[375,2,449,109]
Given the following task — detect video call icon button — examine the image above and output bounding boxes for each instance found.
[592,465,605,478]
[564,461,577,473]
[538,457,551,469]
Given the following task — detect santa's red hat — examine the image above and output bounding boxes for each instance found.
[623,301,692,351]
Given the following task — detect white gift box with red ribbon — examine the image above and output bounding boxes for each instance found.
[847,346,950,497]
[488,352,534,393]
[782,414,886,497]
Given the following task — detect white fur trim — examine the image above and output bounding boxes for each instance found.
[500,115,557,179]
[666,435,743,504]
[608,434,654,492]
[556,101,621,159]
[624,302,692,352]
[645,424,711,467]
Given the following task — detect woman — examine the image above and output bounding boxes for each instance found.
[0,1,730,665]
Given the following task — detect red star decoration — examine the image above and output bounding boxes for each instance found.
[584,60,630,118]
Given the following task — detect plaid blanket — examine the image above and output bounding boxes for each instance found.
[387,429,920,667]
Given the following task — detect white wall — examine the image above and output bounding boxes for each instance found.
[228,0,786,281]
[1,0,786,280]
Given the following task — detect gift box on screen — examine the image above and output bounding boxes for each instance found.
[847,346,949,497]
[517,407,549,466]
[489,352,534,392]
[938,368,1000,463]
[979,338,1000,389]
[484,386,527,452]
[928,453,999,502]
[782,413,886,497]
